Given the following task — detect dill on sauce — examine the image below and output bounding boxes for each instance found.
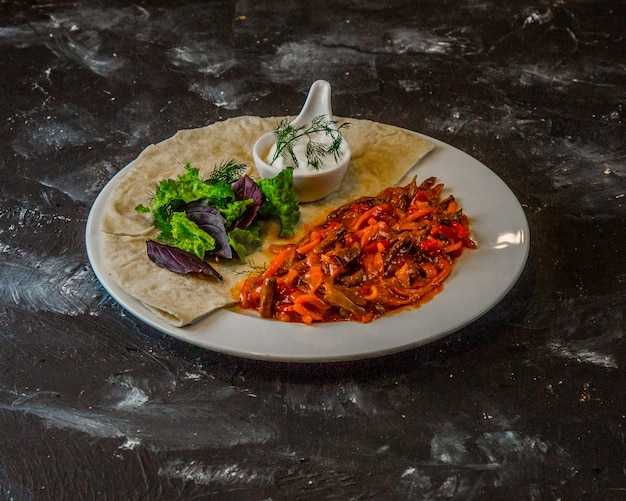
[271,115,350,170]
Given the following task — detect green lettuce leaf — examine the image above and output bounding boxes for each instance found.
[218,198,255,228]
[136,163,234,215]
[228,226,262,260]
[257,168,300,237]
[161,211,216,259]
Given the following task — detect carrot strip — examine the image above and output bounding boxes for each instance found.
[421,263,438,278]
[359,223,381,247]
[443,241,463,254]
[238,276,256,307]
[352,204,390,230]
[258,247,291,281]
[362,251,384,279]
[277,268,299,287]
[305,264,324,294]
[297,231,323,255]
[406,206,437,221]
[431,258,451,285]
[292,294,328,322]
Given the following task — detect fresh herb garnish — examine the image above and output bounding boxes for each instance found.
[271,115,350,170]
[206,159,247,185]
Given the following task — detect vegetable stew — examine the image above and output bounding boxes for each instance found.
[239,176,477,324]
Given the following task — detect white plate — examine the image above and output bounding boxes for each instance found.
[86,132,530,362]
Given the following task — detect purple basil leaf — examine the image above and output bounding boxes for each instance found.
[146,240,223,280]
[231,175,264,230]
[185,200,232,260]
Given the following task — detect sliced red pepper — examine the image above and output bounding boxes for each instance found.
[411,190,429,204]
[362,238,391,253]
[449,221,468,240]
[343,202,374,221]
[431,224,457,240]
[420,238,441,253]
[362,242,378,253]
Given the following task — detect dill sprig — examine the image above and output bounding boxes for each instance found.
[271,115,350,170]
[206,159,247,185]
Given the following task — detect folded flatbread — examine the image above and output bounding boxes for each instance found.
[100,116,434,326]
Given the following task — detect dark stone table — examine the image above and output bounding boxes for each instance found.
[1,1,624,499]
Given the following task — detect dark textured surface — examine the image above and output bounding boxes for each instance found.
[1,1,625,499]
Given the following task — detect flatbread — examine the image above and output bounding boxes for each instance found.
[100,116,434,326]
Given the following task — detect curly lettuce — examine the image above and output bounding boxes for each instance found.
[257,167,300,237]
[136,162,300,275]
[136,163,234,215]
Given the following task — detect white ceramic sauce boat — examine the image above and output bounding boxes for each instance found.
[253,80,351,203]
